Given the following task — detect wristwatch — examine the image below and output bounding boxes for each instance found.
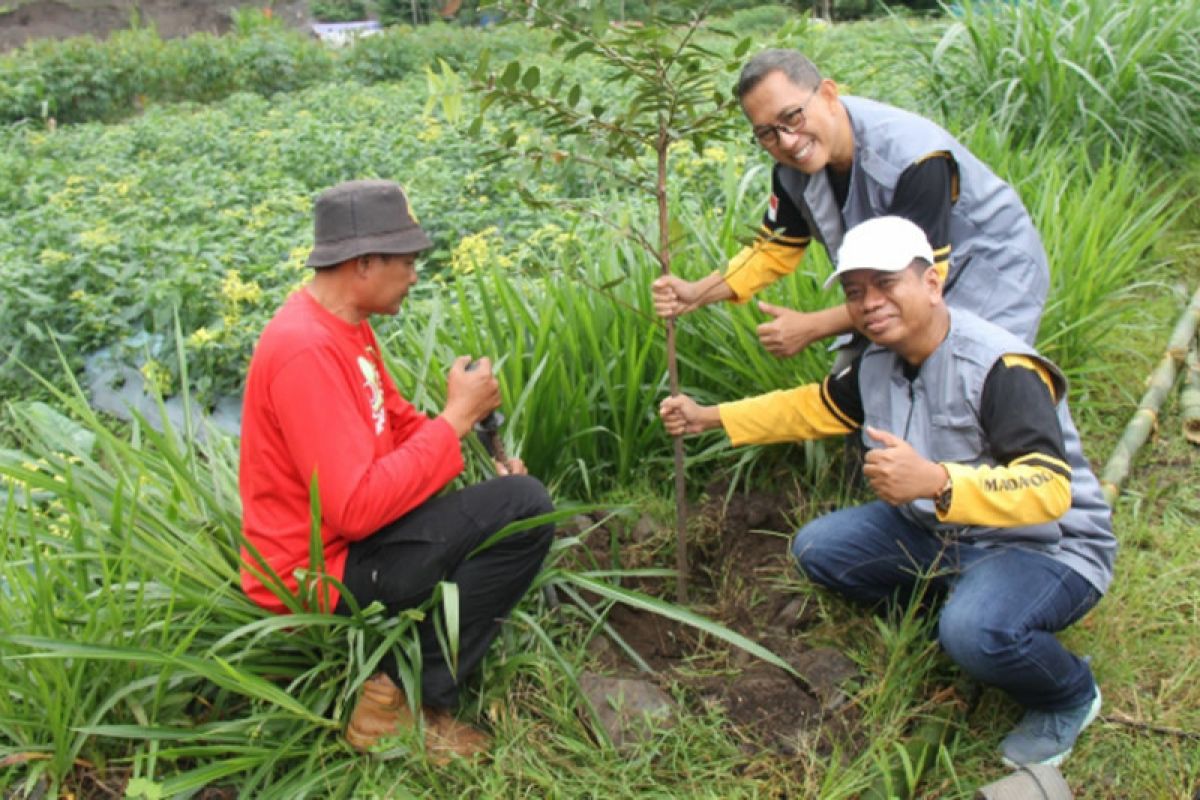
[934,473,953,514]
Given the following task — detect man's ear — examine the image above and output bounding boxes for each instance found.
[356,255,371,276]
[923,263,943,303]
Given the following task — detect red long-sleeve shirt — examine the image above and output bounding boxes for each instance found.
[238,289,464,613]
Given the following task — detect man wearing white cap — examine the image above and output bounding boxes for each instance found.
[659,216,1115,768]
[239,179,554,761]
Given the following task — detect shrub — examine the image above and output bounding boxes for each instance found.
[311,0,370,23]
[1,29,161,123]
[722,4,801,32]
[0,21,335,125]
[0,16,548,126]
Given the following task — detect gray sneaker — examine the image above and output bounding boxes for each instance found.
[1000,686,1101,768]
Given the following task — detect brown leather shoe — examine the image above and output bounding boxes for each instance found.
[420,706,492,765]
[344,672,415,752]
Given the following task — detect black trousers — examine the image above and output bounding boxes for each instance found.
[334,475,554,708]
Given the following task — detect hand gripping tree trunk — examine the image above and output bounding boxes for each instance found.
[471,2,749,602]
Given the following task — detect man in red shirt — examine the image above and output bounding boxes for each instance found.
[238,179,554,761]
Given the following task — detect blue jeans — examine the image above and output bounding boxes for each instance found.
[792,501,1100,712]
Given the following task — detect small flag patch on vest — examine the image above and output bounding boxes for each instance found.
[767,193,779,223]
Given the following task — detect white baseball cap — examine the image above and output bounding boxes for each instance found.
[823,216,935,289]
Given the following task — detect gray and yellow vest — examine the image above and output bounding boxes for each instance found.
[777,96,1050,345]
[859,309,1116,594]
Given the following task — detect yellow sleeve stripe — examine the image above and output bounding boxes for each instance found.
[757,225,810,246]
[1012,452,1072,479]
[932,246,951,282]
[819,376,858,430]
[931,247,950,281]
[1001,354,1061,401]
[914,150,952,165]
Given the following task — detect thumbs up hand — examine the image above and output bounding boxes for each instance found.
[755,302,820,358]
[862,426,949,506]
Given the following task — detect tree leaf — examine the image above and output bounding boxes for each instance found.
[499,61,521,89]
[564,41,594,61]
[523,65,541,91]
[473,48,491,81]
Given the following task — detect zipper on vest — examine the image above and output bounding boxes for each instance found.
[903,379,916,439]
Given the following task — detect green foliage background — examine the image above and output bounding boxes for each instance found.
[0,0,1198,796]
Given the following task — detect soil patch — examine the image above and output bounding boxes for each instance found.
[568,481,865,758]
[0,0,311,52]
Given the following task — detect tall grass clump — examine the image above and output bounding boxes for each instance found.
[0,372,381,795]
[922,0,1200,162]
[957,127,1187,388]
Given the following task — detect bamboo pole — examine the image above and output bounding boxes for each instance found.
[1182,342,1200,446]
[1100,284,1200,504]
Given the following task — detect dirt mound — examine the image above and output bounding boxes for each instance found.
[0,0,311,52]
[569,481,865,758]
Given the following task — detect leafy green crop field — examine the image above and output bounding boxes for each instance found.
[1,0,1198,797]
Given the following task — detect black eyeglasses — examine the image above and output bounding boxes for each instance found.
[751,87,820,148]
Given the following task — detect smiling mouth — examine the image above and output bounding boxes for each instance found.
[862,315,893,334]
[790,139,815,163]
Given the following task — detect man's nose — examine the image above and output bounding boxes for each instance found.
[862,284,885,307]
[776,125,803,145]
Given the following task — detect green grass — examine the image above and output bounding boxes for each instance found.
[2,3,1199,796]
[921,0,1200,163]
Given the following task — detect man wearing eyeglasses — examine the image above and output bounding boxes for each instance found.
[652,49,1050,362]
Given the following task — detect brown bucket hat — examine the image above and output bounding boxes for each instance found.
[306,179,433,268]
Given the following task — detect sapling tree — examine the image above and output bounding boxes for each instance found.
[469,1,751,602]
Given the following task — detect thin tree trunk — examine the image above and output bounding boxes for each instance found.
[657,128,688,604]
[1100,284,1200,503]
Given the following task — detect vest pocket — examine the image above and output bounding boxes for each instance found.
[928,411,983,462]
